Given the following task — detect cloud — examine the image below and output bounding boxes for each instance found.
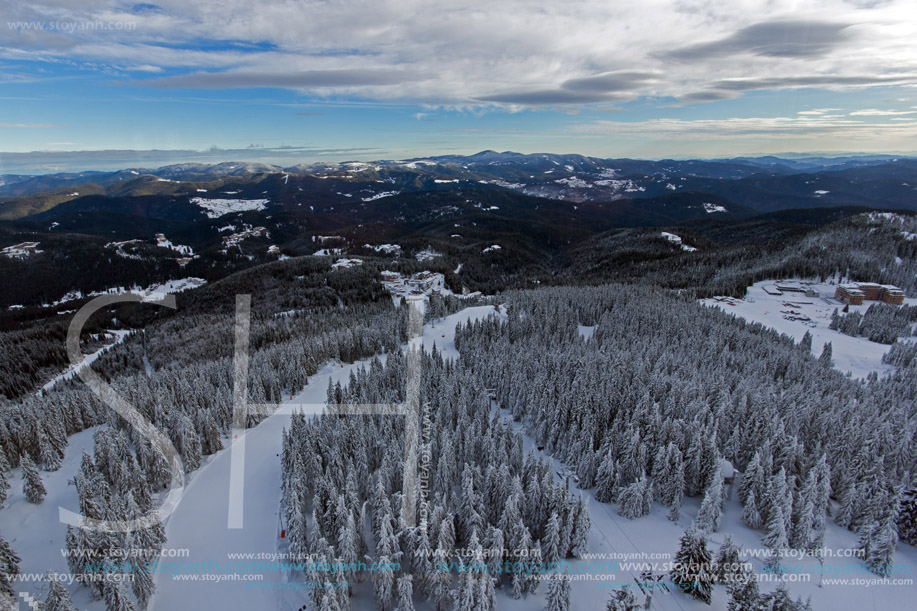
[143,69,426,89]
[664,20,852,60]
[570,114,917,142]
[849,108,917,115]
[797,108,842,115]
[476,89,624,105]
[561,71,658,93]
[476,71,657,106]
[677,90,741,103]
[3,1,917,109]
[0,146,384,173]
[711,74,917,91]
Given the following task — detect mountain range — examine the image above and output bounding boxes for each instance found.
[1,150,914,313]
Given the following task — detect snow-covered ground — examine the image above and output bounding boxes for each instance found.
[703,202,726,213]
[1,428,108,611]
[661,231,697,252]
[1,241,41,259]
[40,278,206,309]
[361,190,399,202]
[190,197,269,218]
[701,279,916,379]
[155,233,194,257]
[364,243,402,255]
[577,324,595,342]
[133,278,207,302]
[331,258,363,269]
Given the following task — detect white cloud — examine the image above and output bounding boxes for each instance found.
[848,108,917,115]
[797,108,842,115]
[1,1,916,107]
[569,114,917,155]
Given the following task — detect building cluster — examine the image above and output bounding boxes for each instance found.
[835,282,905,305]
[221,226,267,253]
[381,270,446,298]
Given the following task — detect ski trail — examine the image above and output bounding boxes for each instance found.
[149,358,377,611]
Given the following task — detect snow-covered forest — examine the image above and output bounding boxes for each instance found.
[1,214,915,611]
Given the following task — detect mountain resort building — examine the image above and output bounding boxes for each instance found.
[835,282,904,305]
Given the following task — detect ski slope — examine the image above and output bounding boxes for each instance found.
[151,303,503,610]
[149,358,376,611]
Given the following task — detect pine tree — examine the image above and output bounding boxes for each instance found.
[695,466,724,533]
[338,512,360,566]
[897,485,917,546]
[0,532,20,597]
[544,569,571,611]
[103,579,137,611]
[763,505,788,572]
[595,451,617,503]
[653,443,684,508]
[570,494,590,557]
[670,528,714,604]
[0,466,8,508]
[864,515,899,577]
[395,574,415,611]
[714,535,742,585]
[668,497,681,522]
[511,566,526,600]
[617,475,652,519]
[727,573,762,611]
[818,342,833,367]
[21,453,46,504]
[542,512,561,563]
[742,489,763,529]
[520,522,541,595]
[374,553,396,610]
[606,587,640,611]
[799,331,812,353]
[45,578,78,611]
[428,542,453,611]
[453,572,476,611]
[760,584,809,611]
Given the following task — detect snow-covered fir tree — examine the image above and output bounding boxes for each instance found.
[0,531,20,598]
[20,452,46,504]
[544,569,571,611]
[45,578,79,611]
[670,527,714,604]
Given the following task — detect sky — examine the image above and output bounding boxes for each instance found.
[2,0,917,173]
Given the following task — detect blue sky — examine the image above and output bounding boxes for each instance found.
[2,1,917,173]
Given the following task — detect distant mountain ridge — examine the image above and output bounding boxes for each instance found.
[3,151,915,212]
